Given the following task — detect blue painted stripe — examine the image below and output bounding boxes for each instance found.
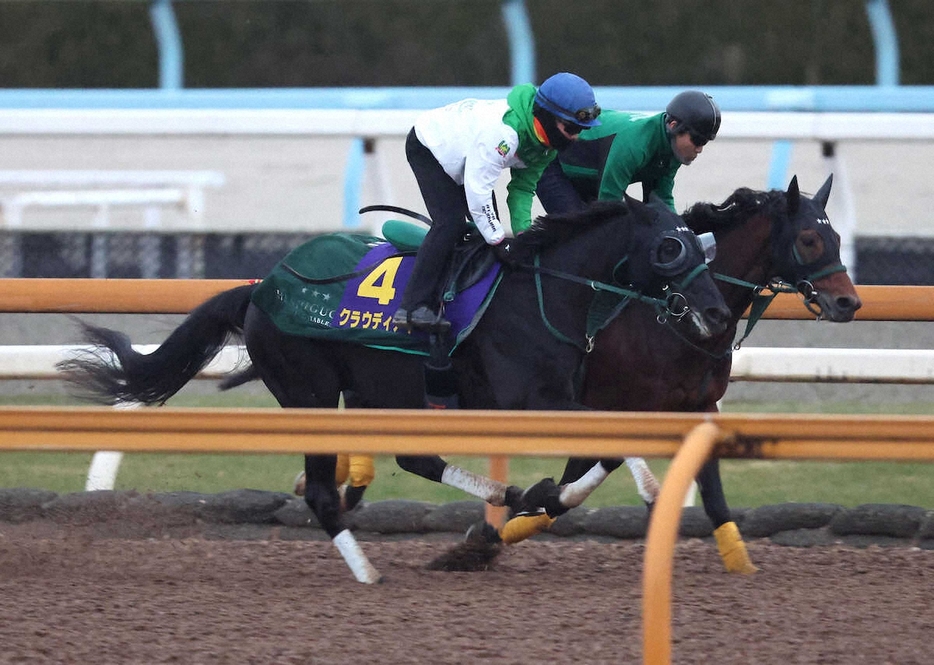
[343,138,365,229]
[766,141,793,190]
[2,86,934,112]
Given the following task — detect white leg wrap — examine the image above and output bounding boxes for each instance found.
[558,463,609,509]
[441,465,507,505]
[332,529,381,584]
[625,457,661,504]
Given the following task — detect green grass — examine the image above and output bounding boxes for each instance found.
[2,391,934,508]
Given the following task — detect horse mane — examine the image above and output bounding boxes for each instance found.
[682,187,785,234]
[515,199,640,252]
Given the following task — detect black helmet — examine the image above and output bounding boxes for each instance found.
[665,91,721,144]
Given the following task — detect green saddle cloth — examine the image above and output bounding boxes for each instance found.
[251,226,500,355]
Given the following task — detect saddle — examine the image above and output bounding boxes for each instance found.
[381,219,496,300]
[250,222,502,356]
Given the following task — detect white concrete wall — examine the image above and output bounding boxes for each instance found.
[2,134,931,238]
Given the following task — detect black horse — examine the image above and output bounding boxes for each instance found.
[493,176,862,573]
[59,196,730,583]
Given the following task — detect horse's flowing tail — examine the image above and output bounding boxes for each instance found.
[57,284,257,405]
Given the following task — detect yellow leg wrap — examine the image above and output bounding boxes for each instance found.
[335,454,350,486]
[348,454,376,488]
[498,513,556,545]
[713,521,758,574]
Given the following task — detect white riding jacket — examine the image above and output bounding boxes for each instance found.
[414,99,529,245]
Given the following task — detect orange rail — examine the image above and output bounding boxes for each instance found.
[0,280,931,320]
[641,423,728,665]
[0,278,254,313]
[1,407,934,664]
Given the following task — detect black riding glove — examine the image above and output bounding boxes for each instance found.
[491,239,516,265]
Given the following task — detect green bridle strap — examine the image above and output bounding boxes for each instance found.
[528,254,667,352]
[713,261,847,349]
[718,276,797,349]
[803,263,848,281]
[734,291,779,349]
[669,262,710,291]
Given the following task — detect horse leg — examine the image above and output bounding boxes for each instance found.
[243,307,380,583]
[334,391,374,512]
[341,454,375,512]
[292,391,376,510]
[496,457,620,545]
[395,455,522,508]
[697,458,757,574]
[305,454,381,583]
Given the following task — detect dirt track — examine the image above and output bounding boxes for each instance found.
[1,520,931,664]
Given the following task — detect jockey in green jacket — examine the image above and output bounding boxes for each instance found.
[537,90,720,213]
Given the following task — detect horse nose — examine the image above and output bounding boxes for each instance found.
[840,294,862,312]
[706,303,731,333]
[833,294,862,321]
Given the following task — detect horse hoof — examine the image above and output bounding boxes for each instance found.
[293,470,306,496]
[503,485,525,512]
[428,525,503,572]
[518,477,559,514]
[465,519,501,545]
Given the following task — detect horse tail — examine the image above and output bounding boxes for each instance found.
[217,363,260,391]
[58,284,257,406]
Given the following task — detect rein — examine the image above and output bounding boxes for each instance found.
[708,258,847,352]
[522,254,709,353]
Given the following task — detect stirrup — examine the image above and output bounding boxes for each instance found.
[394,306,450,333]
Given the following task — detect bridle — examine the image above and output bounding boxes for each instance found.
[523,243,712,353]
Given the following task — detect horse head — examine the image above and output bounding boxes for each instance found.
[517,197,729,343]
[616,194,730,341]
[771,175,862,321]
[684,176,861,324]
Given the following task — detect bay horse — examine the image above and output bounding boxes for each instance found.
[58,196,730,583]
[493,175,861,573]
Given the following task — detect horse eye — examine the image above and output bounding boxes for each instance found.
[795,230,825,264]
[656,237,685,264]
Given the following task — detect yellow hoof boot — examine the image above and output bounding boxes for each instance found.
[714,521,758,574]
[498,513,556,545]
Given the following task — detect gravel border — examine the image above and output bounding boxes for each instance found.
[2,488,932,549]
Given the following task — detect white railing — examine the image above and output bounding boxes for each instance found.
[0,169,225,230]
[6,345,934,385]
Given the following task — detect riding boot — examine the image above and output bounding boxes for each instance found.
[392,207,460,330]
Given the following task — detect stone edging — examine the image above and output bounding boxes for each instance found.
[2,488,933,549]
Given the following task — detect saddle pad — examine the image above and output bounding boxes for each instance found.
[251,232,501,355]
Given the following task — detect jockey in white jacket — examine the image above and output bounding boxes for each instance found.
[392,72,602,331]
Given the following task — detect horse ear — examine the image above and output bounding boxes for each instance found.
[786,175,800,217]
[813,174,833,210]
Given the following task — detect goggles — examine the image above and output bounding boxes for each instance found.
[688,130,710,147]
[570,104,602,124]
[537,90,602,126]
[559,120,586,136]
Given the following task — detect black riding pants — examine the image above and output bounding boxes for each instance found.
[535,158,587,215]
[399,128,473,311]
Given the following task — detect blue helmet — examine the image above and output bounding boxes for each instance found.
[534,72,601,127]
